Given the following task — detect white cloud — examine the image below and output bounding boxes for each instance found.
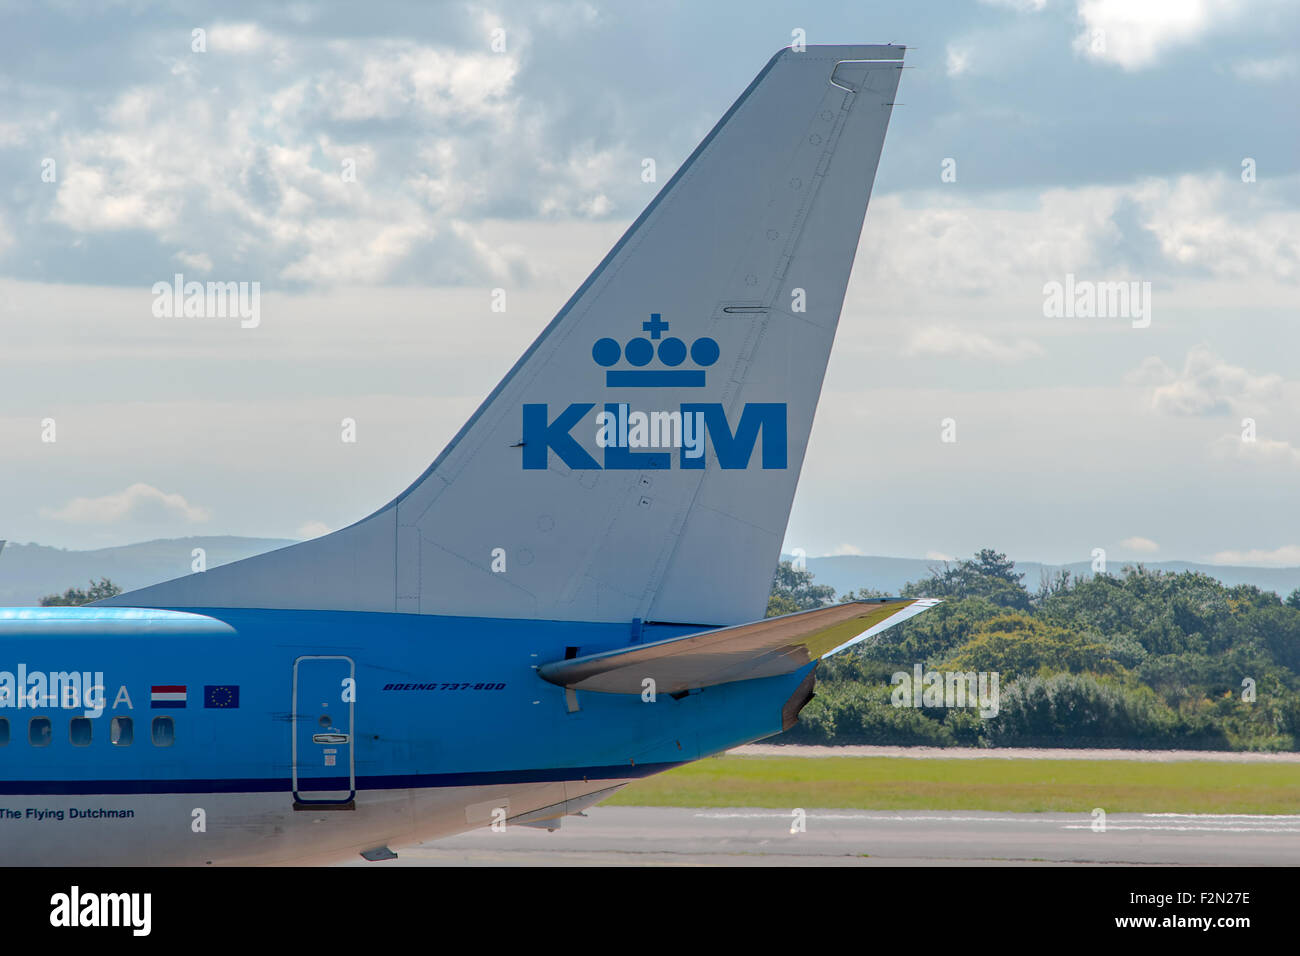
[278,217,433,283]
[827,543,866,556]
[53,155,183,233]
[1135,174,1300,281]
[904,327,1045,363]
[857,183,1137,299]
[1210,545,1300,567]
[1231,55,1297,81]
[535,144,631,219]
[945,45,972,77]
[1073,0,1245,71]
[1146,346,1282,417]
[1121,536,1159,553]
[40,483,211,525]
[209,22,277,56]
[980,0,1047,10]
[316,44,517,122]
[1212,434,1300,467]
[45,31,529,286]
[1125,355,1175,387]
[925,550,955,561]
[579,193,613,217]
[855,173,1300,304]
[0,107,56,148]
[297,520,331,539]
[174,250,213,272]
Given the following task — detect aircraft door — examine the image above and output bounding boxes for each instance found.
[292,656,355,808]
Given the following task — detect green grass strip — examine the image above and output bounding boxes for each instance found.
[604,755,1300,814]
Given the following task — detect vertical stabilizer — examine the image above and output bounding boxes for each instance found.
[103,46,905,625]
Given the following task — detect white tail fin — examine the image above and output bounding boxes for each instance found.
[104,45,905,625]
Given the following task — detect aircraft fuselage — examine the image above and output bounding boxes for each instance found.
[0,607,808,865]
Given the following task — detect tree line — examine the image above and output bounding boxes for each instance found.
[771,549,1300,750]
[38,578,123,606]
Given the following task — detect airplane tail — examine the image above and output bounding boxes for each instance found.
[102,45,905,626]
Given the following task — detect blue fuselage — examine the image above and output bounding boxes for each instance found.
[0,607,806,803]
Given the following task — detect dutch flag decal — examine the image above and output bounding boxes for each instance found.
[151,685,187,709]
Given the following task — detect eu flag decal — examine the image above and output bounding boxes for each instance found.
[204,685,240,709]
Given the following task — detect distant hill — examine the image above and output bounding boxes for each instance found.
[788,554,1300,600]
[0,536,297,606]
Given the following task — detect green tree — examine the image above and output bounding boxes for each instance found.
[944,612,1122,682]
[772,549,1300,750]
[840,586,889,601]
[985,673,1226,749]
[1040,567,1234,658]
[766,561,835,617]
[39,578,122,607]
[785,681,959,746]
[864,597,1003,666]
[901,548,1031,611]
[1032,567,1074,606]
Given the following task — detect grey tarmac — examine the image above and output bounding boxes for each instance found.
[351,806,1300,866]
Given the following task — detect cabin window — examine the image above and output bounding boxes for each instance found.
[69,717,92,747]
[0,717,8,746]
[151,716,175,747]
[29,717,52,747]
[111,716,133,746]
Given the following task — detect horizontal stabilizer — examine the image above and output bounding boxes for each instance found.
[537,597,938,695]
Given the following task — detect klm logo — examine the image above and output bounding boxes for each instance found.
[523,313,787,471]
[592,311,717,387]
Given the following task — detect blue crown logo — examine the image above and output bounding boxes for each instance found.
[592,314,719,388]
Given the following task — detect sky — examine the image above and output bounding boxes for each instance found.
[1,0,1298,568]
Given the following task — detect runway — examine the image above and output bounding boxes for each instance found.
[364,806,1300,866]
